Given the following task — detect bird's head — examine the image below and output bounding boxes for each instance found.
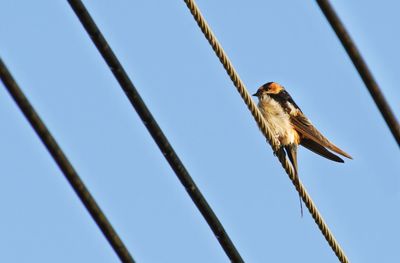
[252,82,284,98]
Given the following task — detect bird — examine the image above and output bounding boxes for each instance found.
[253,82,352,215]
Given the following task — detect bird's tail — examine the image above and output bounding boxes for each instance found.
[284,144,303,217]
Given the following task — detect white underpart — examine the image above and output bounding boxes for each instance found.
[287,102,298,116]
[258,94,297,146]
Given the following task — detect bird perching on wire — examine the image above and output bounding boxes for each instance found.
[253,82,352,215]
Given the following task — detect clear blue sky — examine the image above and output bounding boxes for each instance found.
[1,1,399,262]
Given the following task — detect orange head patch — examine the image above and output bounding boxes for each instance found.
[253,82,284,97]
[265,82,283,94]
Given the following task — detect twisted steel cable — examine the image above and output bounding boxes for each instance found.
[316,0,400,147]
[0,58,135,263]
[182,0,349,262]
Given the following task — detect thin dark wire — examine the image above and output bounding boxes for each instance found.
[0,58,135,263]
[316,0,400,147]
[66,1,244,262]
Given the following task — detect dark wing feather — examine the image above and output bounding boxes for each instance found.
[290,113,352,159]
[301,139,344,163]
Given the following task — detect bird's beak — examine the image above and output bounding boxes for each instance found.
[252,92,257,97]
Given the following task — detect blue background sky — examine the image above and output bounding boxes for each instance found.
[1,1,399,262]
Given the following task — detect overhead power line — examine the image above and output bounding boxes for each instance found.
[181,0,349,262]
[316,0,400,147]
[0,58,135,263]
[66,1,244,262]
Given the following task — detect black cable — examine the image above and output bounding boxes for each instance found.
[316,0,400,147]
[0,58,135,263]
[66,1,244,262]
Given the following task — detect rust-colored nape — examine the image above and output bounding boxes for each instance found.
[266,82,284,94]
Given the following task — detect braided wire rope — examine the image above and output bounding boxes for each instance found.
[182,1,349,262]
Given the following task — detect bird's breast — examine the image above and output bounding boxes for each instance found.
[258,96,299,146]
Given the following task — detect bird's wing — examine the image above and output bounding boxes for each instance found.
[301,138,344,162]
[289,111,352,159]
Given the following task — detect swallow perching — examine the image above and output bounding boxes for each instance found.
[253,82,352,215]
